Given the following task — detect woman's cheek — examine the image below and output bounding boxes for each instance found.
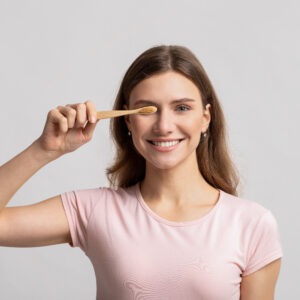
[132,116,154,134]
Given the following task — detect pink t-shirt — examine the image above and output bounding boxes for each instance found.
[61,184,282,300]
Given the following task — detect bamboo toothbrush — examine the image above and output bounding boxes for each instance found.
[97,106,157,120]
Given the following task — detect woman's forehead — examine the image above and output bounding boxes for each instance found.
[129,71,201,104]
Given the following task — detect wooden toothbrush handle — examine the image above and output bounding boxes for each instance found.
[97,109,137,120]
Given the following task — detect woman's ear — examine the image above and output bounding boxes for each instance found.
[123,104,131,131]
[202,104,211,133]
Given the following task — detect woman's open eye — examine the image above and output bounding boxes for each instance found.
[175,104,191,111]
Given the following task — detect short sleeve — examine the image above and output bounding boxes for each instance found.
[61,188,100,252]
[243,210,283,276]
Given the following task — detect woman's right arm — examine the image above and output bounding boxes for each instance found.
[0,101,98,247]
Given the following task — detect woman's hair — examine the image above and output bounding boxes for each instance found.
[106,45,239,196]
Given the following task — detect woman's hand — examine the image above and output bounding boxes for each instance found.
[35,100,98,159]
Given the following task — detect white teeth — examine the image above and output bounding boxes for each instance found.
[152,140,180,147]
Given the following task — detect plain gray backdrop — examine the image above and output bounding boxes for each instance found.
[0,0,299,299]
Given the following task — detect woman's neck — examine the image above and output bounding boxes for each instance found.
[141,157,217,207]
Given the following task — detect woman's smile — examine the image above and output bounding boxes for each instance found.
[147,138,184,152]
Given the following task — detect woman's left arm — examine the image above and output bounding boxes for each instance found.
[240,258,281,300]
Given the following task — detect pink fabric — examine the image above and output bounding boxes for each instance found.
[61,184,282,300]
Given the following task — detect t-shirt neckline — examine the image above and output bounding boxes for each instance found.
[134,183,223,227]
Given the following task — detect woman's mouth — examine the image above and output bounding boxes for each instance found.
[150,140,180,147]
[147,139,183,150]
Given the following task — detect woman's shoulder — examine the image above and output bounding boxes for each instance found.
[218,191,281,251]
[219,190,275,223]
[62,184,139,206]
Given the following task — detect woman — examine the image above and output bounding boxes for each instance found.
[0,45,282,299]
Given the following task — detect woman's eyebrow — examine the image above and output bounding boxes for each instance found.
[132,99,157,106]
[172,98,196,104]
[132,98,196,106]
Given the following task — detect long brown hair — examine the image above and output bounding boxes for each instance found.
[106,45,239,195]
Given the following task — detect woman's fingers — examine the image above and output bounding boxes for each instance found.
[56,105,77,129]
[66,103,87,128]
[47,108,69,133]
[85,100,97,124]
[55,101,97,130]
[83,101,98,141]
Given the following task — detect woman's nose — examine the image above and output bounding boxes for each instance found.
[152,110,175,135]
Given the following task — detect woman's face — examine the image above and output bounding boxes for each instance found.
[126,71,211,171]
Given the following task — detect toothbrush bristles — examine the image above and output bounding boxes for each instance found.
[139,106,157,114]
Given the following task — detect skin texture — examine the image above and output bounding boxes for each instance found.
[0,73,281,297]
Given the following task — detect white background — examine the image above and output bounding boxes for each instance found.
[0,0,299,298]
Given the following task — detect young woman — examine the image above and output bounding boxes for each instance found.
[0,45,282,299]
